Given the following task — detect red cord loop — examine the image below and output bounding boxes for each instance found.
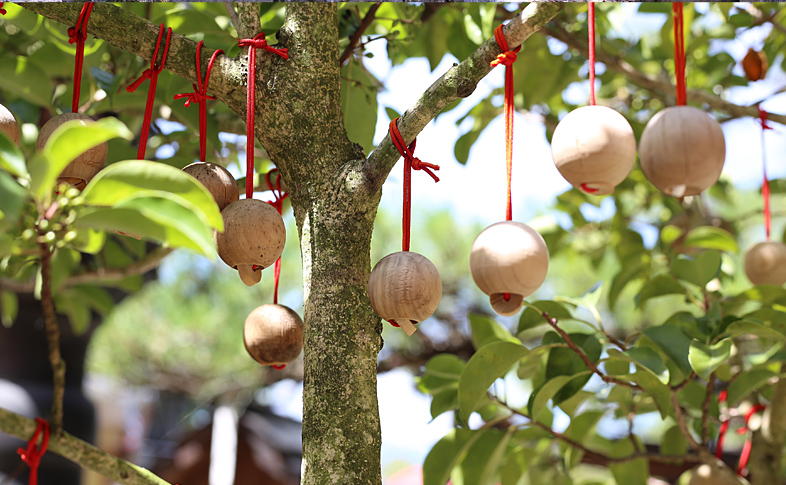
[67,2,94,113]
[174,41,224,163]
[737,404,767,476]
[265,170,288,305]
[238,33,289,199]
[759,106,772,240]
[389,118,440,252]
[672,3,687,106]
[273,364,286,370]
[17,418,50,485]
[127,24,172,160]
[490,24,518,221]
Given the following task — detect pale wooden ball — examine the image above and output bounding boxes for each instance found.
[470,221,549,316]
[36,113,108,190]
[745,241,786,286]
[183,162,239,211]
[688,465,737,485]
[551,105,637,196]
[639,106,725,197]
[0,104,20,146]
[244,304,303,367]
[214,199,286,287]
[368,251,442,336]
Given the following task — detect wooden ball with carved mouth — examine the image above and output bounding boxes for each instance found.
[36,113,108,190]
[183,162,239,211]
[639,106,725,197]
[244,304,303,367]
[368,251,442,336]
[469,221,549,316]
[215,199,286,287]
[0,104,20,146]
[745,241,786,286]
[551,105,637,196]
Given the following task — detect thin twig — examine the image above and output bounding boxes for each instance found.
[224,2,241,34]
[672,372,697,392]
[743,3,786,36]
[671,387,703,451]
[543,312,641,390]
[39,242,66,435]
[701,373,716,445]
[339,3,381,67]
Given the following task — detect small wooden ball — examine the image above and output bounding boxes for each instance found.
[244,304,303,367]
[551,105,637,195]
[368,251,442,336]
[0,104,20,146]
[470,221,549,316]
[688,465,737,485]
[215,199,286,287]
[745,241,786,286]
[36,113,108,190]
[639,106,725,197]
[183,162,239,211]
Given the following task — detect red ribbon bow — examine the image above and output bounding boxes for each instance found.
[17,418,50,485]
[237,32,289,59]
[174,91,214,108]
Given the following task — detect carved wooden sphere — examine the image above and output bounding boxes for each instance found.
[244,304,303,367]
[469,221,549,316]
[639,106,725,197]
[36,113,108,190]
[0,104,20,146]
[368,251,442,336]
[688,465,737,485]
[744,241,786,286]
[214,199,286,287]
[183,162,239,211]
[551,105,636,196]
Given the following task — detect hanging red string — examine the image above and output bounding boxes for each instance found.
[127,24,172,160]
[673,3,687,106]
[388,118,439,253]
[237,33,288,199]
[737,404,767,476]
[174,41,224,163]
[759,106,773,240]
[490,25,520,221]
[716,390,729,458]
[67,2,93,113]
[17,418,50,485]
[266,169,288,308]
[588,3,596,106]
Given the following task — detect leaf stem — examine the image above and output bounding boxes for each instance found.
[38,240,66,435]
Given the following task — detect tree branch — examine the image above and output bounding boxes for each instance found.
[38,244,65,436]
[742,3,786,37]
[0,407,172,485]
[339,3,381,67]
[361,2,563,193]
[235,2,261,40]
[542,24,786,125]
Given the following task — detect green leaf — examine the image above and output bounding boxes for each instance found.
[423,429,486,485]
[545,333,601,404]
[530,374,590,421]
[469,313,519,350]
[0,290,18,328]
[636,275,685,307]
[50,248,81,293]
[0,171,28,227]
[0,129,27,178]
[518,300,572,334]
[607,347,669,384]
[688,339,732,379]
[670,251,721,288]
[661,425,689,455]
[609,255,649,309]
[609,457,649,485]
[0,55,52,105]
[458,341,528,420]
[430,389,459,420]
[726,368,776,406]
[55,290,91,335]
[81,159,223,231]
[628,370,672,419]
[71,286,114,316]
[642,324,693,376]
[500,446,534,485]
[683,226,738,253]
[456,428,512,485]
[29,117,133,204]
[340,63,378,153]
[70,228,106,255]
[723,319,786,344]
[385,107,401,121]
[418,353,465,394]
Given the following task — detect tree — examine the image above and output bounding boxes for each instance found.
[0,2,785,485]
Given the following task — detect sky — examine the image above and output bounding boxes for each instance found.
[155,3,786,482]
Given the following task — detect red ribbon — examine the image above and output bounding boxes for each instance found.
[737,404,767,476]
[174,41,224,163]
[127,24,172,160]
[67,2,94,113]
[237,33,289,199]
[673,3,687,106]
[759,106,773,240]
[716,390,729,458]
[389,118,439,253]
[265,169,288,306]
[0,3,6,15]
[490,24,520,221]
[17,418,50,485]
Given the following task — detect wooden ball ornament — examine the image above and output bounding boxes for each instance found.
[551,105,636,196]
[215,199,286,287]
[744,241,786,286]
[0,104,20,146]
[368,251,442,336]
[639,106,725,197]
[688,464,737,485]
[183,162,239,211]
[469,221,549,316]
[36,113,108,190]
[244,304,303,367]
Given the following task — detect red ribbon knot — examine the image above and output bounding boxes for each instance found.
[489,25,520,68]
[410,158,440,182]
[17,418,50,485]
[174,90,215,108]
[238,33,289,60]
